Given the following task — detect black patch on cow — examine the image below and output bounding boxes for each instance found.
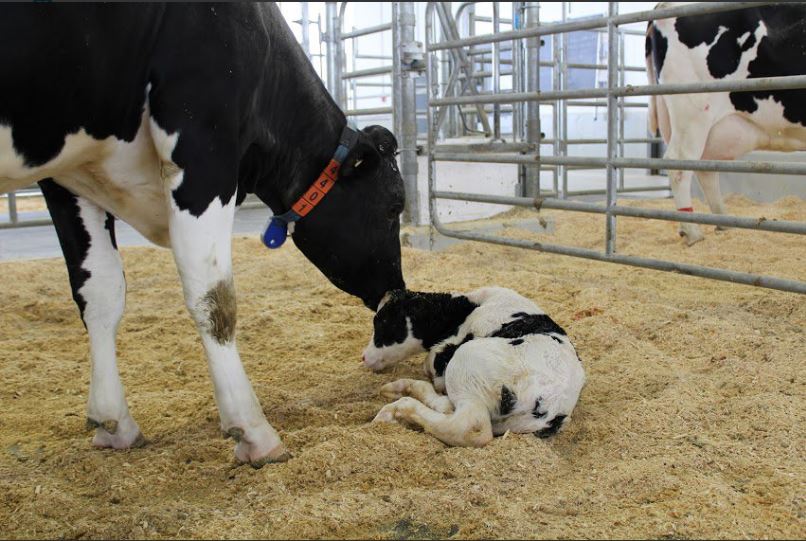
[433,333,474,378]
[671,5,806,126]
[646,22,668,79]
[532,399,547,419]
[492,313,567,340]
[104,213,118,250]
[499,385,517,416]
[373,290,478,349]
[550,335,563,344]
[535,415,566,438]
[728,6,806,127]
[509,339,524,346]
[39,179,92,319]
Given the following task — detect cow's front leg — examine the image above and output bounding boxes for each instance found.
[40,180,143,449]
[165,191,289,467]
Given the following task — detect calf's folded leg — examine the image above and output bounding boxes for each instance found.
[373,397,492,447]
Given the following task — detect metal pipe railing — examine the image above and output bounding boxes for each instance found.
[340,22,392,39]
[424,1,805,295]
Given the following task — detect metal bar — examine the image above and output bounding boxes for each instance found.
[430,224,806,295]
[566,62,646,72]
[567,100,647,108]
[430,74,806,106]
[431,191,806,235]
[356,54,394,60]
[433,151,806,176]
[605,3,618,255]
[492,1,502,141]
[393,1,421,226]
[435,2,492,135]
[618,27,626,190]
[325,2,340,104]
[342,66,393,79]
[566,185,671,196]
[524,1,540,197]
[560,2,568,198]
[428,2,777,52]
[469,15,513,24]
[344,106,394,116]
[340,22,393,39]
[8,191,18,224]
[300,2,311,61]
[0,218,52,230]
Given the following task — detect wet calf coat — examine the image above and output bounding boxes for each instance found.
[363,287,586,447]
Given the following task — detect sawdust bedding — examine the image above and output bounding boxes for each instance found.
[0,195,803,539]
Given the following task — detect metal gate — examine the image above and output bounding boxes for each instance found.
[425,1,806,295]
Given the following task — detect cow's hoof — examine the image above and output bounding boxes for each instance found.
[226,422,288,468]
[380,379,409,400]
[678,225,704,246]
[89,416,145,449]
[715,225,731,232]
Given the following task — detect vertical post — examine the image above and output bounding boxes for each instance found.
[605,2,619,255]
[551,29,561,197]
[300,2,311,61]
[523,1,541,197]
[618,28,626,190]
[426,3,438,245]
[492,2,502,141]
[325,2,341,105]
[8,191,18,225]
[393,2,422,225]
[513,2,526,191]
[560,2,569,199]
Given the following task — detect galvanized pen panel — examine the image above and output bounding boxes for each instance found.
[424,1,806,295]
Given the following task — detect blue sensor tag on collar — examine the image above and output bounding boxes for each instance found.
[262,217,289,249]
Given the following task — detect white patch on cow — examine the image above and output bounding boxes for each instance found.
[1,102,171,246]
[362,317,423,372]
[76,197,143,448]
[737,31,751,48]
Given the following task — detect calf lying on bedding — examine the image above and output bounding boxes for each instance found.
[362,287,585,447]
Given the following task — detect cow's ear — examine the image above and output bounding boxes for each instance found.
[339,131,380,178]
[363,125,398,157]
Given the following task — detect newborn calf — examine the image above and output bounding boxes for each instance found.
[362,287,585,447]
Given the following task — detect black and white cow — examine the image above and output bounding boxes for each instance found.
[646,3,806,245]
[362,287,585,447]
[0,4,406,467]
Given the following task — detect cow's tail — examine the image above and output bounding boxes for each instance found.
[645,23,660,137]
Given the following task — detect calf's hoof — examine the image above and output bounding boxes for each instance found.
[225,423,289,468]
[88,416,145,449]
[678,226,704,246]
[380,379,409,400]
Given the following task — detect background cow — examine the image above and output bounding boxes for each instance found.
[0,3,405,467]
[646,3,806,245]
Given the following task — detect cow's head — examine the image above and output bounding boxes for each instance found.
[291,125,406,310]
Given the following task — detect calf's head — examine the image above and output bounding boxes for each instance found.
[292,125,406,310]
[362,290,478,372]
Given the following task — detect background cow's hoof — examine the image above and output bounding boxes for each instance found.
[89,415,145,449]
[678,224,704,246]
[227,421,287,468]
[715,225,731,232]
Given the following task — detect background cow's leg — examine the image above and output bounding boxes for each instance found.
[373,397,492,447]
[380,378,454,413]
[39,179,143,449]
[697,171,729,230]
[663,124,710,246]
[149,122,288,468]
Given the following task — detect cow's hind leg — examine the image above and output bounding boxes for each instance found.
[40,180,143,449]
[373,397,492,447]
[697,171,729,230]
[380,378,454,413]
